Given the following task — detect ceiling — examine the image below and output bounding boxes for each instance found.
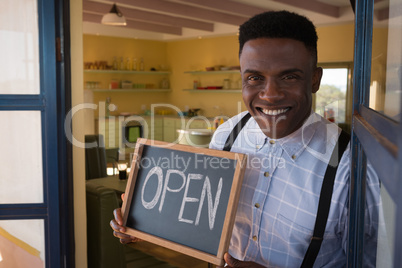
[82,0,390,41]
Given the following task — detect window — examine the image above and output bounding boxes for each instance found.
[314,63,353,133]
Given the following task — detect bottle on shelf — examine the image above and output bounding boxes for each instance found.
[112,56,118,70]
[223,79,230,89]
[132,58,138,71]
[140,57,144,71]
[120,57,125,70]
[126,58,131,70]
[105,97,111,117]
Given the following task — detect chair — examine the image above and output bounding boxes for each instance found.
[85,135,108,180]
[106,147,120,175]
[86,181,126,268]
[86,181,176,268]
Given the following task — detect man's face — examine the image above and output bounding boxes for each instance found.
[240,38,322,139]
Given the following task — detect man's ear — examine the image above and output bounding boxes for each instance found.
[312,67,323,94]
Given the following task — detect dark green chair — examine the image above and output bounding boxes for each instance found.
[86,181,176,268]
[85,135,108,180]
[106,147,120,175]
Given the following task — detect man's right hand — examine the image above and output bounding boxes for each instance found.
[109,194,141,244]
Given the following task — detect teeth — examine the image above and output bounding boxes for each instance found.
[262,108,288,116]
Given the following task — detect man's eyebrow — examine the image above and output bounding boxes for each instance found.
[242,69,262,75]
[242,68,304,75]
[279,68,304,75]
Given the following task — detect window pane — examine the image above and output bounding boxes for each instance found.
[369,0,402,121]
[0,111,43,203]
[315,66,352,133]
[0,0,40,94]
[0,220,45,267]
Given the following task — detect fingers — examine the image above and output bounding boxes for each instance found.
[224,253,266,268]
[224,253,239,267]
[110,218,126,233]
[121,193,125,201]
[113,208,124,227]
[110,208,126,234]
[110,207,141,244]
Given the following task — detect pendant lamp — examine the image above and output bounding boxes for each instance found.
[101,3,127,26]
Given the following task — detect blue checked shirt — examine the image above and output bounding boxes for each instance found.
[209,111,380,267]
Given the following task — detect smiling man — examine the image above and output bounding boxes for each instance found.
[209,10,380,267]
[110,10,380,268]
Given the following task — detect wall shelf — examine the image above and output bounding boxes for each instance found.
[182,89,241,93]
[184,70,240,75]
[84,70,170,75]
[91,88,171,92]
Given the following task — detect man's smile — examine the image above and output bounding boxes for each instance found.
[256,107,290,116]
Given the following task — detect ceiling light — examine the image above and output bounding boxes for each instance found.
[101,3,127,26]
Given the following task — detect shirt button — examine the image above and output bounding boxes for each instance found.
[292,154,297,160]
[252,236,257,241]
[269,140,275,144]
[264,171,270,177]
[255,203,260,208]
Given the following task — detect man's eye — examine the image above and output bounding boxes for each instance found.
[283,74,298,80]
[248,75,262,81]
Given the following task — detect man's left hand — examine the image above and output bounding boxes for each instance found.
[223,253,266,268]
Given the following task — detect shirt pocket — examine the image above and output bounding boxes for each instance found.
[271,213,313,260]
[270,213,341,267]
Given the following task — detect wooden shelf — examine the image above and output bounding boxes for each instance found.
[184,70,240,75]
[84,70,170,75]
[91,88,171,92]
[182,89,241,93]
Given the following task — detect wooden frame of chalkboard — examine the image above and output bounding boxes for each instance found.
[121,138,247,267]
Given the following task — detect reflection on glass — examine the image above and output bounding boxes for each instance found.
[0,111,43,204]
[0,0,40,94]
[369,0,402,121]
[0,219,45,267]
[375,184,395,267]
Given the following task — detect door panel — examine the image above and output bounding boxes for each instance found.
[0,219,45,268]
[0,0,40,95]
[0,111,43,204]
[0,0,63,267]
[350,0,402,267]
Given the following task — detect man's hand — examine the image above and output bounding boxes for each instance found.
[109,194,141,244]
[223,253,266,268]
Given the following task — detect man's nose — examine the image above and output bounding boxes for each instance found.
[258,78,284,101]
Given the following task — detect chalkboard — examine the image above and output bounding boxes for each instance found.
[121,138,247,266]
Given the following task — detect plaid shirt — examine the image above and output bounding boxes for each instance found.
[210,111,380,267]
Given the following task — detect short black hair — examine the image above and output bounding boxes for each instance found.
[239,10,318,64]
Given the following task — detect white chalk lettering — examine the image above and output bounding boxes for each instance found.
[195,176,223,230]
[141,166,163,209]
[159,169,186,212]
[140,168,224,230]
[178,173,203,224]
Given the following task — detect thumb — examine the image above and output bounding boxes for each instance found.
[224,253,243,267]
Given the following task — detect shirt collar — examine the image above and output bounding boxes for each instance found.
[251,112,320,161]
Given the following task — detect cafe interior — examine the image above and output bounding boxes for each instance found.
[1,0,401,267]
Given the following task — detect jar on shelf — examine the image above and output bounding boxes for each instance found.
[160,78,169,89]
[223,79,230,89]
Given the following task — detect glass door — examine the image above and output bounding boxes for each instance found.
[0,0,66,267]
[349,0,402,267]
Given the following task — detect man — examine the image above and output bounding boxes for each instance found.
[111,11,380,267]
